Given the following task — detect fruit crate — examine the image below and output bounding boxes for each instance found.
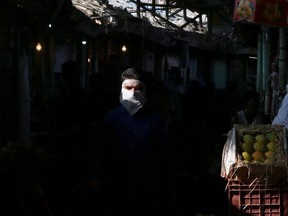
[230,124,288,184]
[227,180,288,216]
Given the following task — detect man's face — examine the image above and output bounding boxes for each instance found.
[120,79,147,115]
[122,79,145,92]
[121,79,146,101]
[246,97,259,114]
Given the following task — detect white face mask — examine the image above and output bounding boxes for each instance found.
[119,79,147,115]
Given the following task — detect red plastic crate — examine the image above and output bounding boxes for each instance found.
[227,180,288,216]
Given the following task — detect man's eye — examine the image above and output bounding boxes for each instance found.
[124,86,133,90]
[124,86,142,90]
[134,85,143,91]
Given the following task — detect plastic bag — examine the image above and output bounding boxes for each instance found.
[273,93,288,129]
[220,127,237,178]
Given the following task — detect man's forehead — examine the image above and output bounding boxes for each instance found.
[122,79,143,86]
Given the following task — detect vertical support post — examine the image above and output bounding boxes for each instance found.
[256,31,263,93]
[278,27,287,103]
[262,27,271,115]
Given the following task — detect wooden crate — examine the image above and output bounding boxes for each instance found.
[229,124,288,184]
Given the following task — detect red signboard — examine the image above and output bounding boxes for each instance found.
[233,0,288,27]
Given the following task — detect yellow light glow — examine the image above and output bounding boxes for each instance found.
[121,45,127,52]
[36,43,42,51]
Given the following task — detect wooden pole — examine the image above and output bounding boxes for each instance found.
[257,31,263,93]
[262,27,271,115]
[278,27,287,104]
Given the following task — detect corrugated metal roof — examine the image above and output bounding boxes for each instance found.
[2,0,252,53]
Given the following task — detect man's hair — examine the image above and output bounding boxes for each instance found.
[121,67,154,86]
[243,90,260,104]
[61,60,80,82]
[121,67,155,96]
[121,67,142,80]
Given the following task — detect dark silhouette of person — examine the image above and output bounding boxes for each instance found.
[178,80,212,175]
[46,60,94,215]
[231,90,271,127]
[86,72,117,123]
[95,67,176,216]
[51,60,87,132]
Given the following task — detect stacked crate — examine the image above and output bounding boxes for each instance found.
[228,179,288,216]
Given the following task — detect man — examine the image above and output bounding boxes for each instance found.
[97,67,175,216]
[231,90,271,126]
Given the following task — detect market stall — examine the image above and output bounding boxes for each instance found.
[221,124,288,215]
